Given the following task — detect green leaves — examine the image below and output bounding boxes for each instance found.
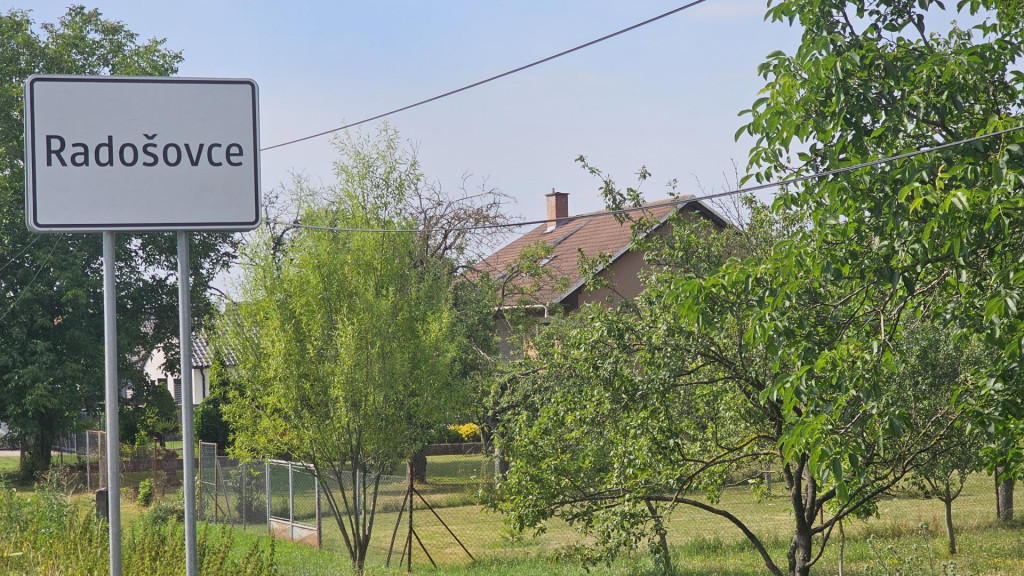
[221,127,487,566]
[0,7,232,477]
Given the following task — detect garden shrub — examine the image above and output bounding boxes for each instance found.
[137,479,154,507]
[448,422,481,442]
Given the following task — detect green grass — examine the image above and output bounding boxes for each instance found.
[425,454,493,484]
[0,455,18,475]
[286,520,1024,576]
[302,468,1021,575]
[7,451,1024,574]
[192,454,1024,574]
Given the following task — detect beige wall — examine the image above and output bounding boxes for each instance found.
[573,208,719,309]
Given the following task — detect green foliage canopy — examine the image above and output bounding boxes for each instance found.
[222,128,478,572]
[0,6,236,478]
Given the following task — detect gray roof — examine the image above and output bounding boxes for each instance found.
[191,335,236,368]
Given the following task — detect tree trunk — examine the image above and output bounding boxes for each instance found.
[787,529,813,576]
[408,449,427,484]
[943,496,956,555]
[996,465,1014,522]
[786,461,813,576]
[837,520,845,576]
[644,499,672,574]
[20,423,55,481]
[485,414,509,483]
[354,533,370,575]
[494,445,509,482]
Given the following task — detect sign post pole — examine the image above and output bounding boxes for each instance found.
[102,231,122,576]
[23,76,259,576]
[178,231,198,576]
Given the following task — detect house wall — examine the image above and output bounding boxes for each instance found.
[142,347,210,406]
[575,244,649,308]
[571,207,722,309]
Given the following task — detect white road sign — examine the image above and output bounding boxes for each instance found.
[24,76,261,232]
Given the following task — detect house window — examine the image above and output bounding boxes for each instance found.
[173,378,182,406]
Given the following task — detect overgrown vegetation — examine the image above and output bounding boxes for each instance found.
[0,482,276,575]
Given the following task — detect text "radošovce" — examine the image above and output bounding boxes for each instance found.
[45,134,246,168]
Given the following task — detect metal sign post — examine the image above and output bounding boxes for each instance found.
[102,231,121,576]
[178,231,198,576]
[23,75,260,576]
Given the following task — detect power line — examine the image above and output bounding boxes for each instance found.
[0,235,42,275]
[267,123,1024,234]
[260,1,709,152]
[0,237,60,325]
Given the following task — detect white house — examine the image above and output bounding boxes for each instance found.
[143,335,227,406]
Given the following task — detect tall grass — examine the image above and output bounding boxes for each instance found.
[0,482,277,575]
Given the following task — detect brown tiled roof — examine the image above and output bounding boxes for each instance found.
[476,197,724,306]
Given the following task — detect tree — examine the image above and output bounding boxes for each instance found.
[898,322,988,555]
[497,184,974,576]
[260,127,512,484]
[741,0,1024,523]
[120,378,179,447]
[195,353,236,451]
[222,127,492,573]
[0,6,236,478]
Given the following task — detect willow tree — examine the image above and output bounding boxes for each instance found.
[222,132,472,574]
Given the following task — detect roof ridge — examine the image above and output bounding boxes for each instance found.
[562,196,694,220]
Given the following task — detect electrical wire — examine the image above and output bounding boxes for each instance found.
[260,0,709,152]
[0,237,61,325]
[0,235,42,275]
[267,123,1024,234]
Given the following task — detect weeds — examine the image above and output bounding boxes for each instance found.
[0,481,276,575]
[864,534,972,576]
[137,478,154,507]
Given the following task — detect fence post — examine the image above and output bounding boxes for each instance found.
[86,432,91,493]
[265,461,272,536]
[315,473,322,549]
[242,462,247,531]
[407,471,413,572]
[214,453,219,523]
[197,445,203,521]
[288,462,295,542]
[152,443,158,500]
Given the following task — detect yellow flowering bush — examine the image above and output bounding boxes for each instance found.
[448,423,481,442]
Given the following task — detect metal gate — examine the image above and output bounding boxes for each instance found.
[266,459,322,548]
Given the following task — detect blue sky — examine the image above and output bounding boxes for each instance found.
[15,1,801,223]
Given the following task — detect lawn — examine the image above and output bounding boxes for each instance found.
[278,456,1024,575]
[0,455,18,475]
[5,450,1024,575]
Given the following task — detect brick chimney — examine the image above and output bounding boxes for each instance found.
[545,189,569,232]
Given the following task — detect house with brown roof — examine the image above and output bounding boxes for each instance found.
[475,190,728,477]
[477,190,727,330]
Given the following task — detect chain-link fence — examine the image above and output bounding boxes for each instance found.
[46,430,184,498]
[198,443,268,531]
[30,437,1001,571]
[194,448,489,564]
[266,460,321,547]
